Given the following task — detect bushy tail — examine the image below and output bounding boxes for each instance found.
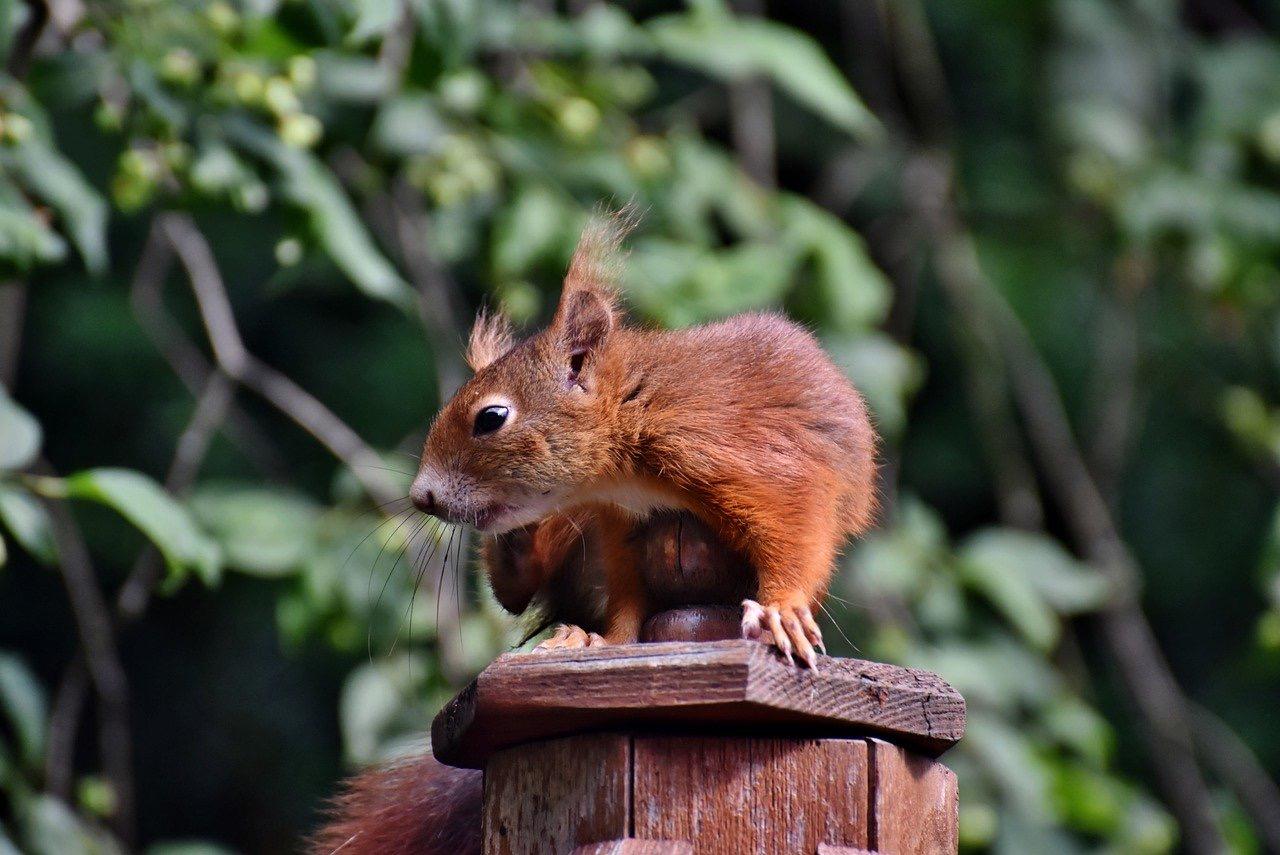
[307,751,481,855]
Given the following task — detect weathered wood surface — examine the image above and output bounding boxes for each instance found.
[433,640,965,768]
[632,736,869,853]
[481,734,630,855]
[480,733,958,854]
[867,739,958,854]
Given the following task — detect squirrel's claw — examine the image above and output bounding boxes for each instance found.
[535,624,606,652]
[741,599,820,669]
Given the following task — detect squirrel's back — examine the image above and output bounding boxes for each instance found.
[613,312,877,535]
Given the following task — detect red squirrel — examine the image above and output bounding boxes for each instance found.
[408,215,878,666]
[310,216,878,853]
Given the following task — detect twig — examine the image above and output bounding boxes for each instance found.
[377,0,415,93]
[38,469,135,845]
[43,658,87,800]
[157,213,403,507]
[129,219,285,479]
[0,281,25,388]
[1086,259,1143,503]
[1190,703,1280,852]
[6,0,49,79]
[117,372,236,620]
[728,0,776,190]
[387,180,471,400]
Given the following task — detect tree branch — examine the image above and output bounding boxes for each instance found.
[1190,703,1280,852]
[156,213,403,507]
[930,210,1226,852]
[0,281,25,388]
[728,0,776,189]
[6,0,49,79]
[38,472,135,845]
[129,219,285,479]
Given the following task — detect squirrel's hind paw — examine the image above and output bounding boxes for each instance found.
[741,599,824,668]
[535,624,607,652]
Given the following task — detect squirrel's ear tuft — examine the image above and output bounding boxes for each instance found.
[467,309,515,372]
[562,207,636,296]
[551,207,637,361]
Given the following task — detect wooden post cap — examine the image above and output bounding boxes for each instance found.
[431,640,965,768]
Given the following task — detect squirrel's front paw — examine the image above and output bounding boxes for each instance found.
[741,599,825,668]
[534,624,607,652]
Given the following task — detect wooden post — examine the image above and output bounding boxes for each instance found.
[432,608,965,855]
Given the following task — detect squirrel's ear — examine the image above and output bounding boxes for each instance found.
[467,309,515,372]
[554,288,614,359]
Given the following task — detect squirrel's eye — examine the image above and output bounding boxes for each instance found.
[473,405,510,436]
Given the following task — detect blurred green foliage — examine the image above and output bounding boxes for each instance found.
[0,0,1277,852]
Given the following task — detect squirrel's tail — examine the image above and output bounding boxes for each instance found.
[307,751,482,855]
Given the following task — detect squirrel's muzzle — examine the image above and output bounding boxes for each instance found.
[409,477,439,516]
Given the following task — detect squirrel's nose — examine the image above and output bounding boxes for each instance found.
[409,478,437,515]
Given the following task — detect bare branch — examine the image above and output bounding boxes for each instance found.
[43,658,87,801]
[1190,703,1280,852]
[38,468,135,845]
[6,0,50,79]
[157,213,403,506]
[377,0,416,93]
[729,0,776,189]
[387,179,471,400]
[0,281,25,388]
[129,219,285,478]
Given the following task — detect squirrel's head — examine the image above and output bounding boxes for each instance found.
[411,219,626,533]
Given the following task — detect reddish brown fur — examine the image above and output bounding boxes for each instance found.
[416,217,878,645]
[308,751,481,855]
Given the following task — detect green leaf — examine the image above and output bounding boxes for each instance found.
[962,529,1111,615]
[958,534,1061,651]
[847,495,948,600]
[0,653,46,772]
[780,196,892,331]
[0,385,41,471]
[0,820,21,855]
[19,795,123,855]
[371,95,449,157]
[60,469,221,587]
[347,0,399,46]
[491,184,571,278]
[626,239,799,327]
[224,118,413,308]
[6,139,109,274]
[188,484,321,577]
[0,178,66,269]
[648,13,880,139]
[145,844,238,855]
[0,486,56,564]
[824,333,924,440]
[339,655,432,765]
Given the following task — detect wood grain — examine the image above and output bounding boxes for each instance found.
[867,739,958,854]
[482,734,630,855]
[632,736,869,853]
[433,641,965,768]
